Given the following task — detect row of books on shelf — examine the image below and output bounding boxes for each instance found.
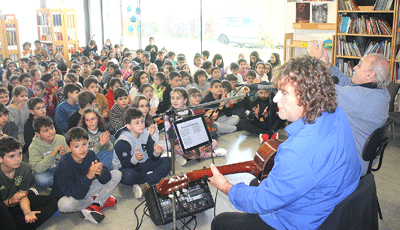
[373,0,394,10]
[37,12,63,26]
[339,0,359,11]
[0,54,19,63]
[337,59,355,78]
[339,16,392,35]
[337,39,391,59]
[65,13,75,29]
[5,25,18,46]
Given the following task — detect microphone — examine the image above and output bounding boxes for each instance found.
[236,82,277,92]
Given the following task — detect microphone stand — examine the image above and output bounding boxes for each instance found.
[160,92,251,230]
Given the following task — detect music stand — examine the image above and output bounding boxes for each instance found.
[173,114,212,155]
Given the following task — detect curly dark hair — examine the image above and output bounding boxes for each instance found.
[274,55,337,124]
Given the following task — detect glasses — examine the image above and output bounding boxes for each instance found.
[35,106,46,110]
[190,94,202,98]
[85,117,98,123]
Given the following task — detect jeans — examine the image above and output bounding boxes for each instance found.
[97,150,114,170]
[33,168,55,188]
[120,157,171,185]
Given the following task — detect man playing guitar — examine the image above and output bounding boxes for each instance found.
[209,56,362,229]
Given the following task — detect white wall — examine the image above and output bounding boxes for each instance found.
[89,0,103,49]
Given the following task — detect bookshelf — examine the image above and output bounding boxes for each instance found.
[36,8,79,65]
[0,16,21,64]
[334,0,399,80]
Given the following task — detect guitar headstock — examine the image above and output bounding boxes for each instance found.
[156,174,190,195]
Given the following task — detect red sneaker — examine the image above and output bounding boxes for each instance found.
[259,134,270,144]
[93,195,117,210]
[102,195,117,209]
[271,132,279,140]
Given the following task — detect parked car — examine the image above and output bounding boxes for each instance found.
[215,17,261,46]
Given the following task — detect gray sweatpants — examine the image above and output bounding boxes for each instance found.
[214,115,239,134]
[57,170,122,212]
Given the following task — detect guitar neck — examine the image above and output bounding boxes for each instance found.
[187,161,260,181]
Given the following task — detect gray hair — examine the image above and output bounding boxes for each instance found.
[366,53,390,89]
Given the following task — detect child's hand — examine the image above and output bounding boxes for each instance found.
[94,160,103,176]
[51,86,57,95]
[87,161,98,179]
[205,109,214,116]
[51,145,64,157]
[254,79,261,83]
[253,105,260,118]
[150,107,158,116]
[149,124,157,135]
[211,110,219,120]
[154,143,164,154]
[100,131,110,145]
[59,145,67,156]
[17,102,23,111]
[262,106,269,118]
[134,147,143,161]
[25,211,41,224]
[242,87,250,94]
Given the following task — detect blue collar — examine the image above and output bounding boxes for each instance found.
[285,117,305,138]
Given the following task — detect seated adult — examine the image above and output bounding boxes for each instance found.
[209,56,361,230]
[308,41,390,176]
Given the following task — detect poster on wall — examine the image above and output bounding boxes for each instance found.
[312,3,328,23]
[296,3,310,23]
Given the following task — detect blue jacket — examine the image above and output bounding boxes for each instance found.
[51,150,111,199]
[331,65,390,176]
[228,106,361,229]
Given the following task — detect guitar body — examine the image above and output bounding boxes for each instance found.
[254,139,282,180]
[156,139,283,195]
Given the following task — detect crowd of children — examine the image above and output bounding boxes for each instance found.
[0,37,284,228]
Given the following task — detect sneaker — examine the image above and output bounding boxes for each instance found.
[78,205,105,224]
[259,134,270,144]
[28,188,39,196]
[102,196,117,209]
[133,183,150,199]
[213,148,227,157]
[271,132,279,140]
[175,155,187,166]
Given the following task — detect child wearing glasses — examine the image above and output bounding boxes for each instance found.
[78,108,113,170]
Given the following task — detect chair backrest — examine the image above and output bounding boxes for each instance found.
[386,82,400,112]
[362,119,391,173]
[319,174,379,230]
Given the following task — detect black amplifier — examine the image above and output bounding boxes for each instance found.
[145,179,215,226]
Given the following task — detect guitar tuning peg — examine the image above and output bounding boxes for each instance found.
[182,188,188,193]
[176,191,180,197]
[168,194,174,199]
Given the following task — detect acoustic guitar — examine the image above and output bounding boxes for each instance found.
[156,139,282,195]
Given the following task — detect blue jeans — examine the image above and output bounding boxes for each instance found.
[33,168,55,188]
[120,157,171,185]
[97,150,113,170]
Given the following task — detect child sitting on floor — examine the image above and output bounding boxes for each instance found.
[112,107,170,198]
[78,108,114,170]
[0,137,59,229]
[165,87,226,166]
[51,127,122,224]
